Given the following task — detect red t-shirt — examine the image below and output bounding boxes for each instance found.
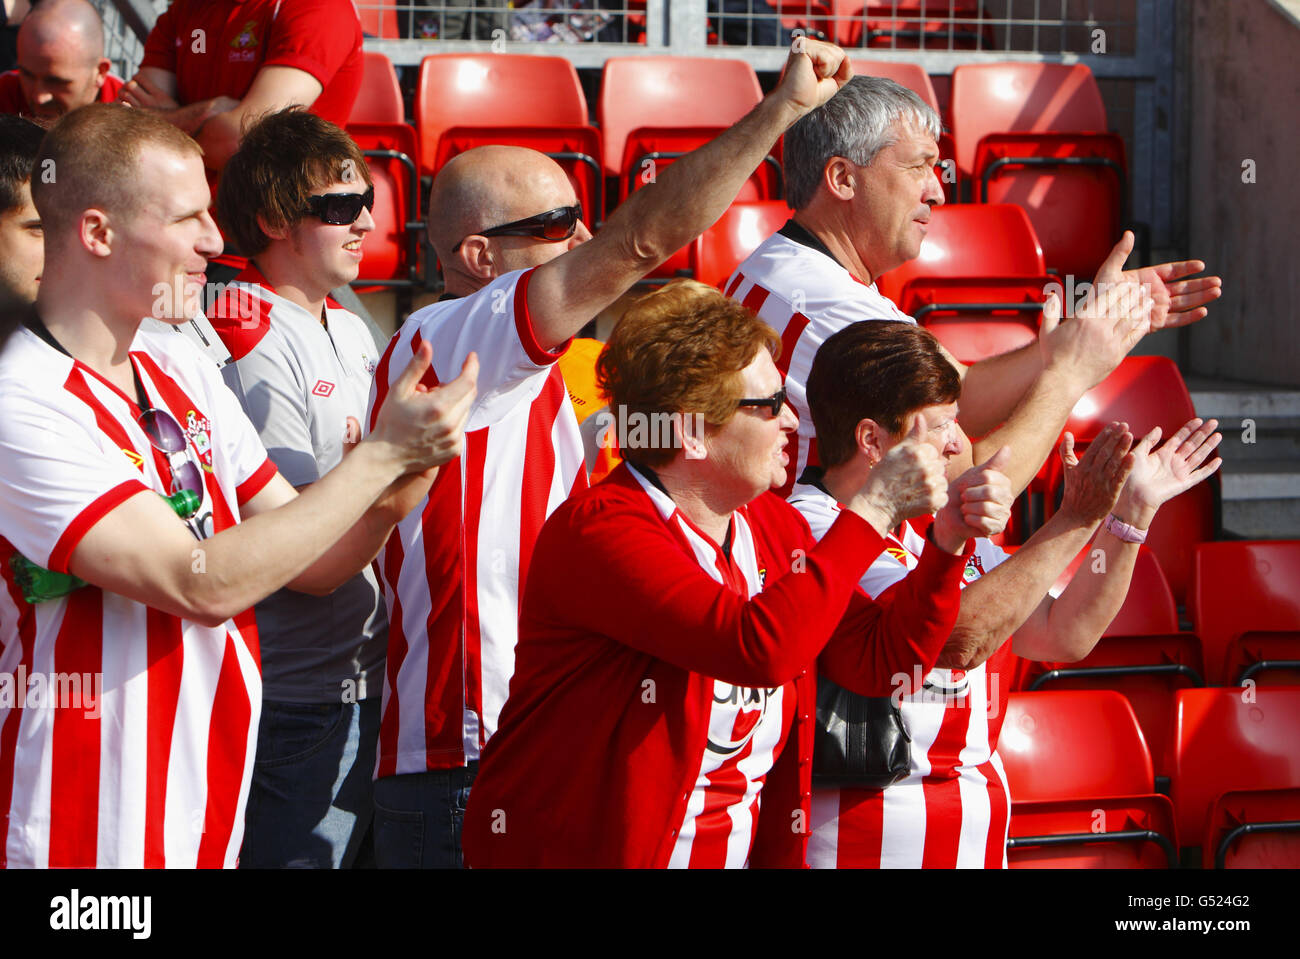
[139,0,362,129]
[0,70,124,117]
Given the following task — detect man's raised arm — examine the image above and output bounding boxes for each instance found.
[525,39,852,352]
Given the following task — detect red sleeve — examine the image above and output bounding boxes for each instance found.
[48,480,150,574]
[525,485,887,688]
[818,527,974,697]
[262,0,360,88]
[515,267,571,366]
[139,3,178,73]
[236,458,278,505]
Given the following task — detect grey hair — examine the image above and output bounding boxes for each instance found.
[783,76,942,211]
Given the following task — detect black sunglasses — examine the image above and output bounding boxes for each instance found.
[452,204,582,254]
[138,407,203,520]
[304,186,375,225]
[736,387,787,419]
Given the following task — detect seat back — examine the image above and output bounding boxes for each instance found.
[351,50,405,124]
[849,59,940,111]
[950,62,1108,177]
[1192,542,1300,685]
[999,690,1153,801]
[691,201,793,290]
[1020,631,1204,779]
[1204,788,1300,868]
[434,124,605,227]
[1171,687,1300,850]
[415,54,588,177]
[875,204,1045,305]
[976,130,1127,278]
[598,57,761,175]
[1060,356,1196,447]
[346,122,421,286]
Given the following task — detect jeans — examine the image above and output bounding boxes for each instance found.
[239,698,380,869]
[371,764,479,869]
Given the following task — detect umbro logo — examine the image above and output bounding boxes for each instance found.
[312,380,335,397]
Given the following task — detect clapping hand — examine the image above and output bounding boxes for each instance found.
[1057,422,1136,525]
[1116,418,1223,524]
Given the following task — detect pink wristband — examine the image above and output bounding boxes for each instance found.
[1103,512,1147,544]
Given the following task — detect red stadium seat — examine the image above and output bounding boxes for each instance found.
[898,276,1046,364]
[1042,357,1214,605]
[351,51,405,124]
[1203,788,1300,869]
[950,62,1125,277]
[1001,690,1176,866]
[690,201,793,290]
[1191,542,1300,685]
[875,204,1046,305]
[434,125,605,227]
[1008,795,1178,869]
[1020,634,1205,780]
[1170,687,1300,853]
[1000,690,1154,801]
[598,57,762,177]
[346,122,421,289]
[975,131,1127,278]
[1224,631,1300,688]
[849,59,939,110]
[950,62,1109,179]
[414,55,590,179]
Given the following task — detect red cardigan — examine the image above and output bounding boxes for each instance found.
[462,465,969,868]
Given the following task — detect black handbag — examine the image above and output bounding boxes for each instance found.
[812,675,912,789]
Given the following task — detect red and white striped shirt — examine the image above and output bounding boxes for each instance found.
[0,321,278,868]
[367,269,587,775]
[726,228,915,499]
[789,484,1015,869]
[620,469,796,869]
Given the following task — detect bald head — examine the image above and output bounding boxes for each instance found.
[428,146,575,257]
[16,0,111,121]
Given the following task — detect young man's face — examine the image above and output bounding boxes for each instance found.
[0,180,43,306]
[114,148,222,323]
[279,177,375,300]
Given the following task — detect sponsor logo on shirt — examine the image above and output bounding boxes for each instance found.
[229,20,260,62]
[707,684,777,756]
[312,380,336,398]
[122,448,145,471]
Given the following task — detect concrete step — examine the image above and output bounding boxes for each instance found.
[1185,377,1300,537]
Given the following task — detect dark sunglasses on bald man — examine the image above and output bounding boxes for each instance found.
[451,203,582,254]
[304,186,375,225]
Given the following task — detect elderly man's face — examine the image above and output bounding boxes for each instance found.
[16,33,108,121]
[849,120,945,281]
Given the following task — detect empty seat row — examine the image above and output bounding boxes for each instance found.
[1000,688,1300,868]
[348,52,1128,287]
